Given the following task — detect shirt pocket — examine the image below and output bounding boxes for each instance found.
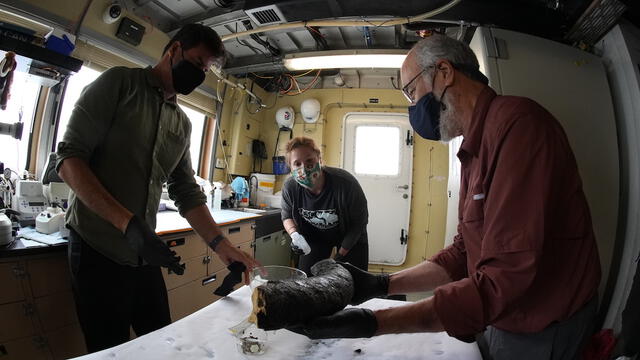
[462,183,485,223]
[157,130,186,178]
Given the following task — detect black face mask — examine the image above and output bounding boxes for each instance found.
[171,49,205,95]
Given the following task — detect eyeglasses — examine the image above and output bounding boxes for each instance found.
[402,65,437,103]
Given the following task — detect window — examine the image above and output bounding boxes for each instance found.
[178,105,207,174]
[56,66,101,146]
[0,69,41,172]
[354,125,400,176]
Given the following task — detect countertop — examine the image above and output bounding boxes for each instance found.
[0,208,270,258]
[71,285,482,360]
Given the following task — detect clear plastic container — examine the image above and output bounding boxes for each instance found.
[236,324,267,356]
[249,265,307,291]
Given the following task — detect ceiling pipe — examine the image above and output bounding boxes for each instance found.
[220,0,462,42]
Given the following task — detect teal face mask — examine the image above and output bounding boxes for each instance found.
[292,162,322,189]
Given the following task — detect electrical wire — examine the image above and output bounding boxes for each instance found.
[214,111,234,184]
[282,70,322,96]
[235,22,268,57]
[220,0,462,41]
[390,76,399,90]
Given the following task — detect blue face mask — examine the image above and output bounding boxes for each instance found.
[408,92,443,141]
[408,69,449,141]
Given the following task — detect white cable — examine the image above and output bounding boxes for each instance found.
[214,113,233,184]
[221,0,462,42]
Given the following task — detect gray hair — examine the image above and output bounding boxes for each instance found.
[413,34,484,84]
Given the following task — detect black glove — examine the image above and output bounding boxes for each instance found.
[338,262,389,305]
[124,215,185,275]
[213,261,246,296]
[288,308,377,339]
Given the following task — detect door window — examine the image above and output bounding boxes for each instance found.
[354,125,400,176]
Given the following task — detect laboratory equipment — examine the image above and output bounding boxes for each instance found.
[249,173,275,207]
[43,182,70,209]
[35,206,65,234]
[0,213,12,246]
[11,179,48,225]
[0,121,23,139]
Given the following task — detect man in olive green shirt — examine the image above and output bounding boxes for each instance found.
[57,24,257,353]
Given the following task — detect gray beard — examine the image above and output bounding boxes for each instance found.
[438,96,462,142]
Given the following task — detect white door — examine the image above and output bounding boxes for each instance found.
[343,113,413,265]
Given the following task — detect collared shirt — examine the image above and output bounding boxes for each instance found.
[56,66,206,266]
[429,87,601,339]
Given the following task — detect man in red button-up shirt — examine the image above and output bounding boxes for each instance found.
[292,34,600,360]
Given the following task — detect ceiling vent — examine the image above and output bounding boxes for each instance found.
[245,5,286,26]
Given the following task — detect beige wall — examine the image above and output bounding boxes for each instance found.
[7,0,451,271]
[222,86,450,271]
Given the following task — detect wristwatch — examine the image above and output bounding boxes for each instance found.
[209,233,227,251]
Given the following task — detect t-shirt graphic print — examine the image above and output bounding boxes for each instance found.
[298,208,339,230]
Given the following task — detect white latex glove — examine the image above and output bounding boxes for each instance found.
[290,232,311,255]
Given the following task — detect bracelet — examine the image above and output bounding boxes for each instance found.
[209,233,227,251]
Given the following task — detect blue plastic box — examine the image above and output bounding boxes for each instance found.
[45,34,75,56]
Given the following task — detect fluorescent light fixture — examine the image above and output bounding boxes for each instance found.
[283,50,408,71]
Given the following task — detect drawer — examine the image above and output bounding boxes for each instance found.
[0,335,51,360]
[167,270,227,322]
[0,302,36,342]
[163,233,207,260]
[197,268,232,308]
[0,262,25,304]
[163,254,208,291]
[46,324,86,360]
[27,257,71,298]
[206,239,255,275]
[223,222,254,246]
[34,291,78,332]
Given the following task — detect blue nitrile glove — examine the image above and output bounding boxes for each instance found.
[124,215,185,275]
[287,308,377,339]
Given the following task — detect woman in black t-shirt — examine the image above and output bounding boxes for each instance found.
[280,136,369,275]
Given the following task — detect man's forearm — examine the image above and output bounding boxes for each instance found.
[184,204,223,245]
[374,297,443,335]
[388,261,452,295]
[58,157,132,232]
[283,218,297,235]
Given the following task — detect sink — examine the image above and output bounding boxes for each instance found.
[238,208,268,214]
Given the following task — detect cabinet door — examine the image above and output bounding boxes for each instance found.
[27,257,71,298]
[255,231,292,266]
[162,254,208,291]
[237,241,254,258]
[0,336,51,360]
[0,302,36,342]
[0,262,25,304]
[46,324,86,360]
[163,233,207,260]
[207,250,226,275]
[34,291,78,332]
[224,222,255,246]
